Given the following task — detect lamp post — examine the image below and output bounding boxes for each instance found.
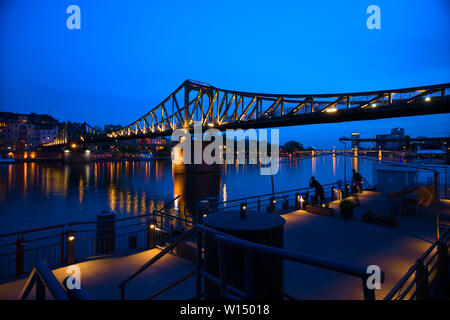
[339,138,347,187]
[240,202,247,219]
[66,232,75,265]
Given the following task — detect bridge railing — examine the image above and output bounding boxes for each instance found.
[0,203,190,281]
[384,227,449,300]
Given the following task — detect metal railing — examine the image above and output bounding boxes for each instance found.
[0,197,190,281]
[384,227,449,300]
[196,182,347,218]
[412,165,448,199]
[118,224,384,300]
[19,259,94,300]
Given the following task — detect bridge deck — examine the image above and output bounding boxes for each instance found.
[1,192,448,300]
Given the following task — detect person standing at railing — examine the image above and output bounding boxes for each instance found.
[351,169,362,206]
[309,176,324,206]
[336,179,343,200]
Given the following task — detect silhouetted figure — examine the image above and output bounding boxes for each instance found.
[309,176,324,206]
[351,169,362,206]
[352,169,363,194]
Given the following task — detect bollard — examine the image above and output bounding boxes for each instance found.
[240,202,247,219]
[331,186,335,201]
[147,219,156,249]
[294,193,301,210]
[301,195,307,210]
[66,232,75,265]
[96,213,115,255]
[15,237,24,276]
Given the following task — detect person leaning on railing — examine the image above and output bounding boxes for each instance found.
[309,176,324,206]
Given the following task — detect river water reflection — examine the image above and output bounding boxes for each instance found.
[0,156,375,233]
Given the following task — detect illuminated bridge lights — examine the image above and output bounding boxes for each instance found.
[40,81,450,147]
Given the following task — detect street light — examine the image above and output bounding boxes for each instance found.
[339,138,347,187]
[240,202,247,218]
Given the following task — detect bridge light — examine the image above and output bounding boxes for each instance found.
[70,143,77,149]
[207,123,214,127]
[326,107,337,113]
[371,103,377,107]
[425,96,431,102]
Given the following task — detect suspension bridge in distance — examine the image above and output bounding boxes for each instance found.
[42,81,450,148]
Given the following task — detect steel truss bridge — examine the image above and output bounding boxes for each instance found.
[43,81,450,147]
[42,122,100,147]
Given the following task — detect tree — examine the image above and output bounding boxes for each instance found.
[104,124,122,133]
[283,141,304,153]
[93,126,103,133]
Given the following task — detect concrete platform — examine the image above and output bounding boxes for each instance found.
[282,191,450,299]
[0,249,196,300]
[1,191,448,300]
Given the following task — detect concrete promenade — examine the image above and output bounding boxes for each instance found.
[282,191,450,299]
[0,191,448,300]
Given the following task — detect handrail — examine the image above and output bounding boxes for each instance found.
[384,227,450,300]
[118,224,383,300]
[1,198,189,280]
[117,227,198,298]
[19,260,69,300]
[62,276,95,300]
[212,234,374,279]
[215,182,337,205]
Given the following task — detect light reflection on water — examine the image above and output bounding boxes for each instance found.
[0,156,375,233]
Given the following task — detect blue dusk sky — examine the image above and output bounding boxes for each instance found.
[1,0,449,148]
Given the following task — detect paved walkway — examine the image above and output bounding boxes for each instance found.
[1,191,448,300]
[0,249,195,300]
[282,191,450,299]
